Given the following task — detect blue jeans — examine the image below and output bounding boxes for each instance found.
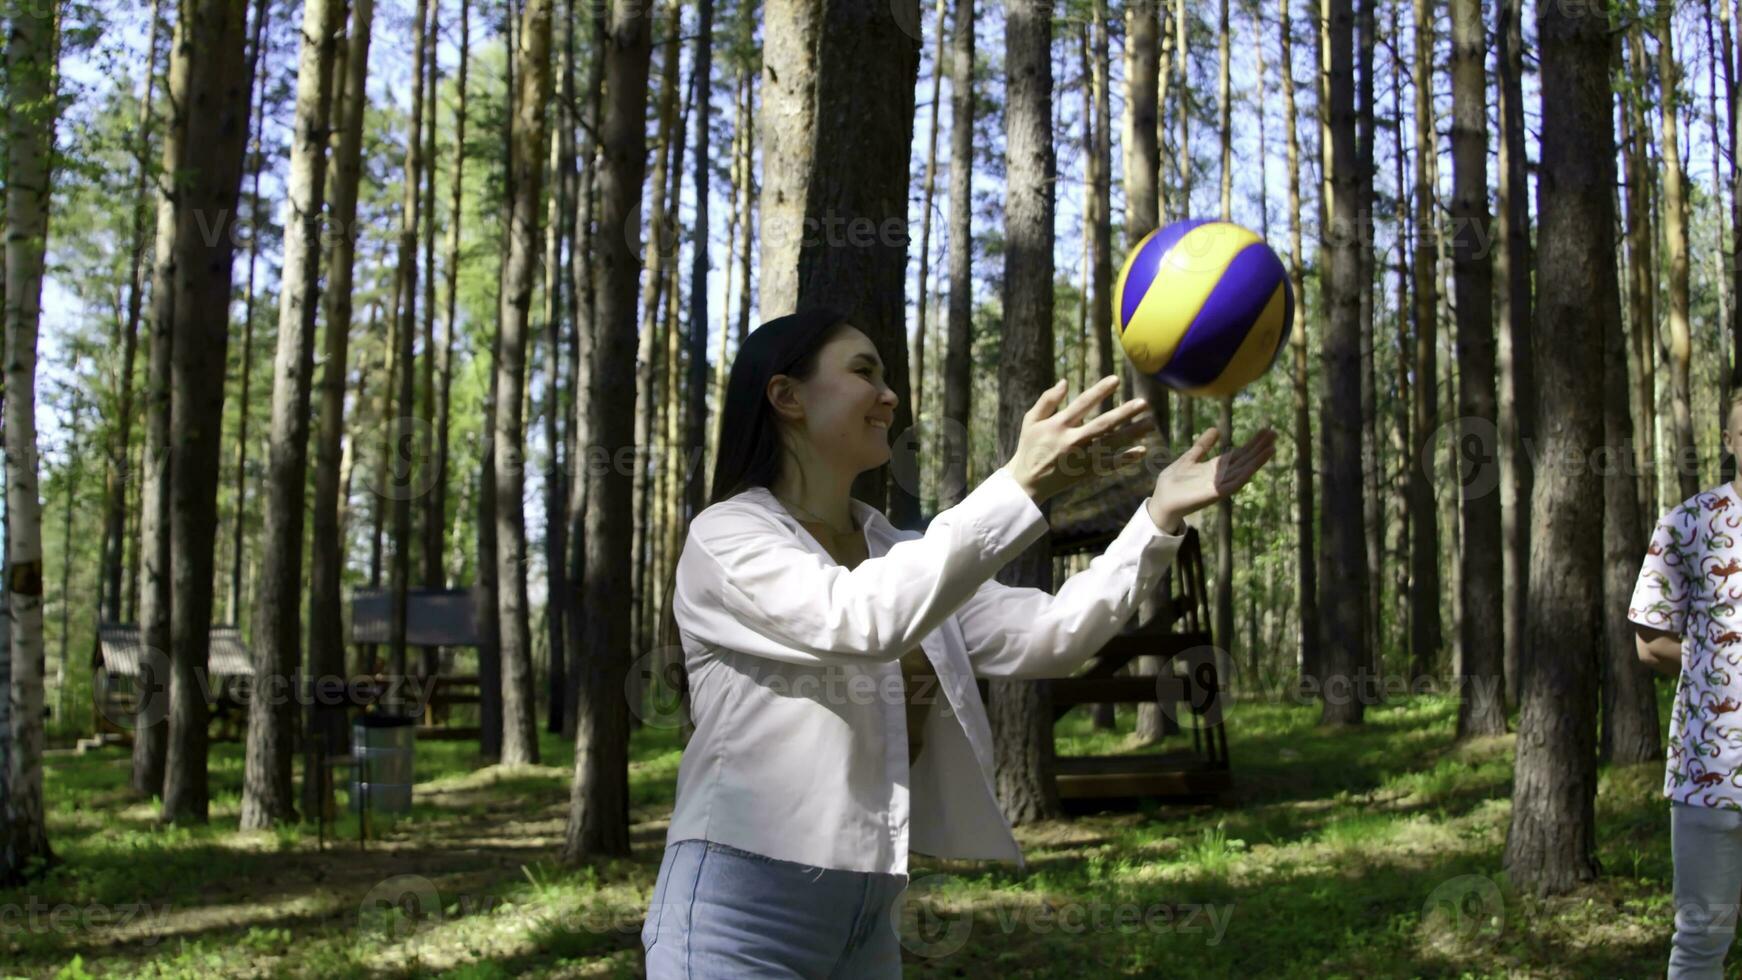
[643,838,909,978]
[1672,802,1742,978]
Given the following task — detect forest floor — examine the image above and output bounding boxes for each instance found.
[0,685,1690,979]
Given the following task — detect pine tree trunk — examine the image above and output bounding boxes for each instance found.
[229,0,269,628]
[1088,0,1118,732]
[1282,0,1320,690]
[915,0,945,462]
[564,1,604,744]
[1356,0,1381,678]
[758,0,819,320]
[1406,0,1441,680]
[942,0,975,512]
[1215,0,1236,692]
[437,0,470,606]
[495,0,554,767]
[794,0,923,526]
[389,0,431,709]
[304,0,375,819]
[1659,3,1700,501]
[991,0,1063,823]
[686,0,712,526]
[1497,0,1534,712]
[421,2,444,599]
[242,0,344,829]
[1448,0,1504,737]
[1387,0,1412,670]
[1320,0,1369,726]
[3,0,64,882]
[1503,0,1607,895]
[162,0,253,824]
[103,0,165,626]
[631,4,681,660]
[543,7,573,735]
[563,0,651,861]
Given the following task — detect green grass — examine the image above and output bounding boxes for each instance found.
[0,688,1698,978]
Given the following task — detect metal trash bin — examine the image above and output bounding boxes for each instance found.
[352,713,415,816]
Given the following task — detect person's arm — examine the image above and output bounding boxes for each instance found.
[958,501,1185,680]
[1634,625,1683,678]
[675,466,1050,667]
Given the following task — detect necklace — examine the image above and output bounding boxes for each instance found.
[775,493,858,538]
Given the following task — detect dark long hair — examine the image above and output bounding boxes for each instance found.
[654,306,855,722]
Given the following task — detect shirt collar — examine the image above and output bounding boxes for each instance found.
[733,485,891,543]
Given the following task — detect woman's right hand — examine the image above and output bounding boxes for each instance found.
[1003,375,1157,505]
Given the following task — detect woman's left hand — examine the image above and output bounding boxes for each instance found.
[1147,426,1278,533]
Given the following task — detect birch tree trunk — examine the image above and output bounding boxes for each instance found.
[3,0,63,883]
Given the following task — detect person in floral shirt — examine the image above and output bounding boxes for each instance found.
[1631,404,1742,978]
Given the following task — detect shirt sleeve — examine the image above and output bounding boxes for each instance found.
[674,466,1051,667]
[1629,512,1694,634]
[959,501,1185,680]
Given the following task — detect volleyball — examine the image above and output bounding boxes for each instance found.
[1114,218,1295,399]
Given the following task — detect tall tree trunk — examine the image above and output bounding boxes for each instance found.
[495,0,554,767]
[542,7,573,735]
[686,0,713,529]
[758,0,818,320]
[103,0,166,626]
[1215,0,1236,690]
[1320,0,1369,726]
[942,0,975,512]
[1503,0,1609,895]
[564,1,605,744]
[229,0,271,627]
[1407,0,1441,680]
[3,0,63,883]
[390,0,431,707]
[1387,0,1411,674]
[631,2,680,659]
[1623,28,1659,544]
[421,0,444,601]
[242,0,344,829]
[793,1,923,526]
[162,0,253,824]
[989,0,1062,824]
[563,0,652,861]
[1659,2,1699,502]
[1448,0,1503,737]
[437,0,471,604]
[1088,0,1118,732]
[1497,0,1534,711]
[915,0,945,471]
[1356,0,1380,677]
[1283,0,1320,689]
[305,0,375,821]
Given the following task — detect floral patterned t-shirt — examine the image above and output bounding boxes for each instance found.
[1629,481,1742,810]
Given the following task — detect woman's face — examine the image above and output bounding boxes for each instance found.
[769,326,899,475]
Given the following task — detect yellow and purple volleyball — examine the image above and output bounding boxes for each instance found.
[1114,218,1294,398]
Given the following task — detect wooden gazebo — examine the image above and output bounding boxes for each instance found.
[948,443,1232,807]
[347,587,482,738]
[91,624,255,743]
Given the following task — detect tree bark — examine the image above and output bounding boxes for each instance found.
[1503,0,1608,895]
[542,4,573,735]
[103,0,166,627]
[1320,0,1369,726]
[990,0,1062,823]
[685,0,712,528]
[1406,0,1441,681]
[942,0,974,512]
[495,0,554,767]
[229,0,270,628]
[1659,2,1699,501]
[757,0,819,320]
[162,0,253,824]
[1496,0,1534,712]
[1448,0,1503,738]
[563,0,651,861]
[3,0,64,883]
[304,0,376,820]
[1282,0,1320,690]
[241,0,344,831]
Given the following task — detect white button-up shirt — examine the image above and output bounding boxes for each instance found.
[666,465,1186,876]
